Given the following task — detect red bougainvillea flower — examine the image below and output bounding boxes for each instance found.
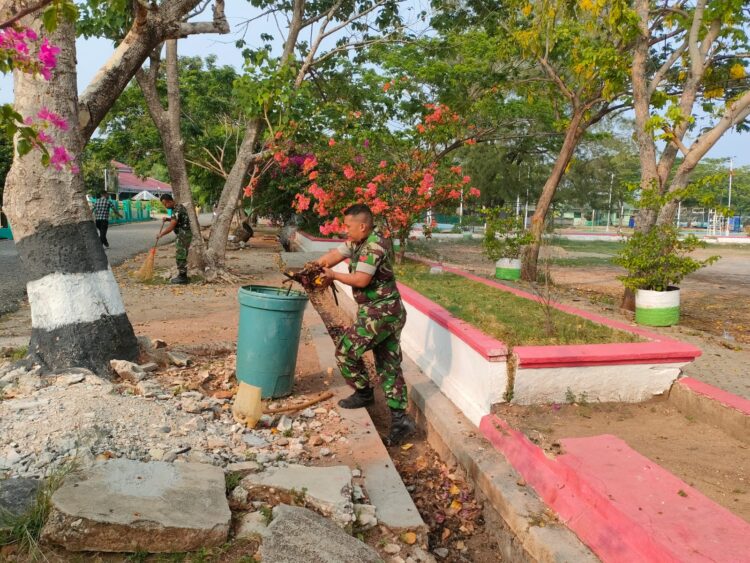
[343,165,356,180]
[328,138,336,147]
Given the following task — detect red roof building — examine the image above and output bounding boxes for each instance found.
[112,161,172,197]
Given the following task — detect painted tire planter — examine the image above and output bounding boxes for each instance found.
[462,231,473,240]
[635,288,680,327]
[495,258,521,280]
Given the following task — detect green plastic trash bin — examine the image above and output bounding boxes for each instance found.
[236,285,309,398]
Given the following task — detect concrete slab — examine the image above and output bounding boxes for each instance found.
[240,464,354,527]
[305,307,426,531]
[41,459,230,552]
[261,504,381,563]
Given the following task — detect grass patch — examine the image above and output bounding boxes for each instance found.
[395,260,640,346]
[550,256,615,268]
[547,236,625,254]
[6,345,28,361]
[0,461,77,560]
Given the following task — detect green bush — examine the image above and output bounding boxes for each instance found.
[481,208,534,261]
[613,224,718,292]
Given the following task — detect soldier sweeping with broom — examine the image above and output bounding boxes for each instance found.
[157,194,192,285]
[314,204,416,446]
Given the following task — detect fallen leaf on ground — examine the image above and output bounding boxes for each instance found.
[401,443,414,451]
[400,532,417,545]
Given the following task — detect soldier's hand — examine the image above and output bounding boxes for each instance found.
[321,267,336,284]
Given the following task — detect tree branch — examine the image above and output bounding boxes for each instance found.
[648,39,687,97]
[538,56,575,102]
[0,0,54,28]
[178,0,229,36]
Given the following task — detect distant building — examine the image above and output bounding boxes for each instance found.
[110,161,172,199]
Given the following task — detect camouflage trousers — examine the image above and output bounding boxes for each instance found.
[175,231,192,272]
[335,300,408,410]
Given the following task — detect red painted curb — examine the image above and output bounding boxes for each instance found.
[479,415,750,562]
[397,282,508,360]
[410,258,702,368]
[677,377,750,416]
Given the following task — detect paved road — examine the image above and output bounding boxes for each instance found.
[0,216,212,316]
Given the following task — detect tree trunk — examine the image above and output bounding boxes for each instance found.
[204,119,261,273]
[137,40,208,272]
[521,109,584,281]
[4,15,137,373]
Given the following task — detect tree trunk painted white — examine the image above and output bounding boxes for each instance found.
[635,288,680,327]
[4,14,137,372]
[495,258,521,280]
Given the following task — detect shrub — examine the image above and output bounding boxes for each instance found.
[481,209,534,261]
[613,224,718,292]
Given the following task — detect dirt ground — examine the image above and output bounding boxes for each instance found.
[495,400,750,523]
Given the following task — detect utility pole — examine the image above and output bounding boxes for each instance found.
[606,172,614,232]
[726,157,733,235]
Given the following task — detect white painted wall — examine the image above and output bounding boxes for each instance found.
[512,362,686,405]
[293,231,343,252]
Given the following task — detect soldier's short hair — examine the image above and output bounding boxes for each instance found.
[343,203,374,226]
[160,194,174,202]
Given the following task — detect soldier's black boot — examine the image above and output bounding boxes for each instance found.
[385,408,416,446]
[171,268,189,285]
[338,387,375,409]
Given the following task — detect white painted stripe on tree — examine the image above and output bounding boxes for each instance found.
[27,269,126,330]
[495,258,521,269]
[635,288,680,309]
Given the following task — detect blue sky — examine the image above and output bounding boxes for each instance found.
[0,6,747,167]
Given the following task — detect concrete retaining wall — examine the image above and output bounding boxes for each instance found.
[293,230,345,252]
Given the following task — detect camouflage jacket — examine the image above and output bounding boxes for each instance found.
[337,231,401,307]
[172,204,191,235]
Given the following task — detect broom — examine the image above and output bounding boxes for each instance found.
[135,224,165,282]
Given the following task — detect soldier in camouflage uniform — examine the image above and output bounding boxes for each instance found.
[317,204,416,446]
[157,194,192,285]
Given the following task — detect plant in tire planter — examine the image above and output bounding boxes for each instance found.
[613,225,718,326]
[482,210,534,280]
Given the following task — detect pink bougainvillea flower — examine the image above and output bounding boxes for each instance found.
[450,165,462,174]
[308,171,318,180]
[38,38,60,78]
[37,108,68,130]
[328,138,336,147]
[302,155,318,174]
[379,160,387,168]
[343,165,356,180]
[462,175,471,184]
[49,145,73,170]
[469,187,481,197]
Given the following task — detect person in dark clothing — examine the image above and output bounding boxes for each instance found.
[92,193,122,248]
[157,194,192,284]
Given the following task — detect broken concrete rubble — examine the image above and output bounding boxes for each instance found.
[41,459,230,553]
[240,464,355,527]
[260,504,381,563]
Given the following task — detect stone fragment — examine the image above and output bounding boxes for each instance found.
[310,435,323,446]
[109,360,147,383]
[41,460,230,552]
[433,548,449,558]
[260,504,380,563]
[139,363,159,373]
[225,461,263,475]
[301,408,316,418]
[276,415,293,433]
[242,433,269,448]
[0,478,40,528]
[241,464,354,526]
[235,511,269,540]
[166,351,190,367]
[137,380,162,398]
[320,448,332,457]
[354,503,378,529]
[228,485,250,509]
[56,373,85,386]
[6,398,49,411]
[384,544,401,554]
